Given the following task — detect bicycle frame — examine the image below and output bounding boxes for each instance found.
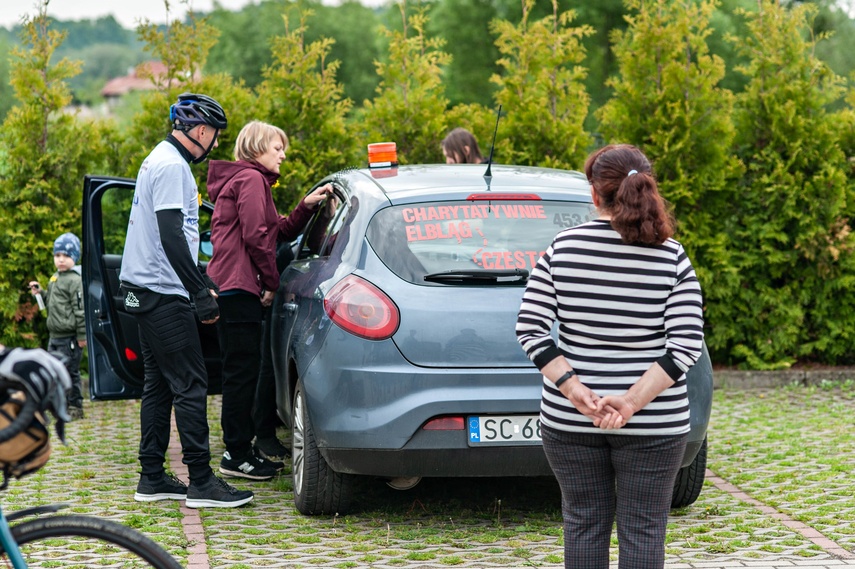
[0,504,27,568]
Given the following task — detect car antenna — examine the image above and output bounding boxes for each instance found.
[483,104,502,190]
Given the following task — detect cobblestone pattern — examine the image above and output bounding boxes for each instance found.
[2,384,853,568]
[2,398,189,565]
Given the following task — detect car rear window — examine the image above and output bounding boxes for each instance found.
[366,199,597,284]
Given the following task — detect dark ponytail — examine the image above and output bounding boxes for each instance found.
[584,144,674,245]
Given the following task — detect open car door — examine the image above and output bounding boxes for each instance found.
[82,175,222,399]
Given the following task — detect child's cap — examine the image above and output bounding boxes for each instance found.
[53,232,81,263]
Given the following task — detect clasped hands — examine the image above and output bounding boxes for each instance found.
[560,378,637,430]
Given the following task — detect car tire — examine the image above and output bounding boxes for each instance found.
[671,436,707,509]
[292,379,354,515]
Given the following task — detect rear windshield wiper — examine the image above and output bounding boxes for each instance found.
[423,269,529,285]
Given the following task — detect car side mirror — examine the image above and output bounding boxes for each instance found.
[200,230,213,258]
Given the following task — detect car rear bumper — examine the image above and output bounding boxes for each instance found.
[319,420,706,477]
[321,428,553,477]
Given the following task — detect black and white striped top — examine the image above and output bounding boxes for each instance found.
[516,219,704,435]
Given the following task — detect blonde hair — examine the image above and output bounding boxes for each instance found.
[233,120,289,162]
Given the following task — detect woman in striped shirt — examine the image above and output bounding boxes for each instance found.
[516,144,704,569]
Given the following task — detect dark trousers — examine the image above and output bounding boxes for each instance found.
[216,293,263,459]
[541,426,688,569]
[48,336,83,408]
[135,294,212,483]
[254,305,282,440]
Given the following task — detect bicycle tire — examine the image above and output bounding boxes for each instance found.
[3,514,183,568]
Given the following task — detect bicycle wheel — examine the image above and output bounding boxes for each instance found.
[3,514,183,568]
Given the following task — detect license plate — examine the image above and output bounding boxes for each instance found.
[467,415,542,446]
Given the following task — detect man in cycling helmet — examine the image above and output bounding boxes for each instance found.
[169,93,228,164]
[118,92,253,508]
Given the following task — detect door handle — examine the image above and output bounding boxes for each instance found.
[283,302,297,314]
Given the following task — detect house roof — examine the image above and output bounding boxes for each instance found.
[101,61,167,97]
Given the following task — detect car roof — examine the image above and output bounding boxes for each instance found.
[343,164,592,205]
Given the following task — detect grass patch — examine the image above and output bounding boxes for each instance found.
[9,380,854,568]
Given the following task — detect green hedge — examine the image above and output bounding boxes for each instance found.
[2,0,853,369]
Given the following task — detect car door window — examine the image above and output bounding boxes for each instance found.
[100,188,134,255]
[297,188,349,259]
[98,187,213,261]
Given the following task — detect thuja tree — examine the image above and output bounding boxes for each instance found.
[596,0,742,362]
[0,35,13,122]
[488,0,592,169]
[122,10,257,192]
[0,2,115,346]
[726,0,854,367]
[427,0,501,108]
[839,85,855,191]
[256,10,359,210]
[360,3,451,165]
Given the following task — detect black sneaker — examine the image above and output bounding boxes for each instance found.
[219,451,278,480]
[253,447,285,472]
[134,473,187,502]
[254,436,290,459]
[185,476,253,509]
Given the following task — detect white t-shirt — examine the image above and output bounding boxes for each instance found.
[120,140,200,298]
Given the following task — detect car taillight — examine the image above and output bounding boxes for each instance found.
[423,417,465,430]
[125,348,138,361]
[324,275,400,340]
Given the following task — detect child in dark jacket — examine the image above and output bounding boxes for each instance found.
[29,233,86,420]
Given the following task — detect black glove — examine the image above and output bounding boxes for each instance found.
[193,288,219,322]
[201,269,220,295]
[0,348,70,404]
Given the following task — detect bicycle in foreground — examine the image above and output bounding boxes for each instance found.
[0,346,182,568]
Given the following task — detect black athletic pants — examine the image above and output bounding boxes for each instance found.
[216,292,264,460]
[253,305,282,440]
[135,293,212,483]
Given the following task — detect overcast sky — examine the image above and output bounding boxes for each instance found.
[6,0,853,31]
[4,0,389,30]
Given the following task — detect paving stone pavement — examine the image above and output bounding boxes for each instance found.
[3,384,853,569]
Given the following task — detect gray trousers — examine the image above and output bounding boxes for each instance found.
[541,426,688,569]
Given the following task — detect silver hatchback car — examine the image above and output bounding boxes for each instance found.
[269,163,713,515]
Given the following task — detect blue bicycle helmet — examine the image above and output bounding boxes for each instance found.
[169,92,228,131]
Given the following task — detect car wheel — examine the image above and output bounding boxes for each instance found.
[292,379,354,515]
[671,436,707,508]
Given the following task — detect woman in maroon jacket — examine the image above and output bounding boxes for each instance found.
[206,120,332,481]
